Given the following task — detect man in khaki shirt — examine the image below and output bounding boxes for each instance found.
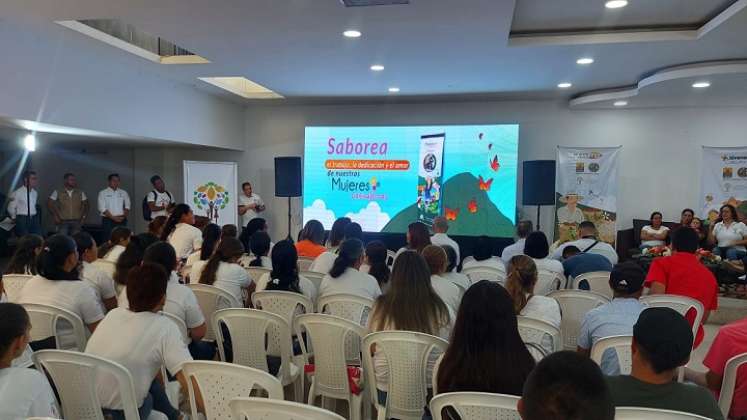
[47,173,89,235]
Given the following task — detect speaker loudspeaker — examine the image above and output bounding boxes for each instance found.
[274,157,302,197]
[522,160,556,206]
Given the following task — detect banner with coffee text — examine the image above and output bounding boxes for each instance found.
[555,146,620,245]
[700,146,747,223]
[183,161,238,227]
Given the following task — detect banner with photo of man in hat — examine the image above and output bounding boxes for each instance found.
[555,146,621,245]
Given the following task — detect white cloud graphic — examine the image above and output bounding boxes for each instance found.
[346,202,391,232]
[303,199,337,229]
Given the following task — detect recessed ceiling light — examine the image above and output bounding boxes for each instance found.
[370,64,385,71]
[343,30,362,38]
[388,87,400,93]
[692,81,711,88]
[613,100,628,107]
[605,0,628,9]
[576,57,595,65]
[557,82,572,89]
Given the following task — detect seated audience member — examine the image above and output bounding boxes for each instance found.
[74,231,117,311]
[99,226,132,262]
[505,255,561,354]
[364,241,391,289]
[238,217,269,252]
[0,303,60,419]
[422,245,462,313]
[640,211,670,249]
[368,251,452,401]
[552,221,619,264]
[325,217,351,251]
[437,280,535,396]
[113,233,158,287]
[195,238,252,306]
[519,351,614,420]
[709,204,747,261]
[87,264,192,420]
[441,245,471,291]
[185,223,221,275]
[295,219,327,258]
[245,231,272,268]
[255,240,317,301]
[501,220,533,264]
[18,235,105,348]
[605,307,723,420]
[562,245,613,279]
[4,234,43,275]
[524,231,564,275]
[690,217,708,248]
[147,215,167,238]
[161,204,202,260]
[320,238,381,300]
[463,235,505,271]
[220,224,238,239]
[645,227,718,348]
[678,208,695,230]
[577,262,645,375]
[394,221,432,261]
[430,216,460,263]
[311,222,364,274]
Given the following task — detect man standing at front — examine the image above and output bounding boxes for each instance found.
[146,175,174,219]
[47,173,89,235]
[7,170,41,236]
[98,173,130,241]
[238,182,264,230]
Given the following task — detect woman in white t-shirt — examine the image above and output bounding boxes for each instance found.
[709,204,747,261]
[161,204,203,261]
[4,234,42,275]
[87,263,193,420]
[462,235,506,271]
[523,231,564,275]
[74,231,117,312]
[422,245,462,313]
[320,239,382,301]
[243,231,273,269]
[256,240,317,301]
[196,237,252,306]
[99,226,131,262]
[184,223,221,279]
[393,221,432,262]
[640,211,670,249]
[441,244,472,291]
[0,303,60,419]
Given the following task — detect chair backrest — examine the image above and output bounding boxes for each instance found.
[212,308,294,379]
[91,259,116,278]
[430,392,521,420]
[590,335,633,375]
[524,342,549,362]
[317,293,374,326]
[2,273,32,302]
[159,311,189,344]
[245,266,272,284]
[229,397,345,420]
[516,316,562,353]
[639,295,704,341]
[547,290,610,350]
[535,270,563,296]
[22,303,88,351]
[462,266,505,284]
[182,360,284,420]
[301,270,325,292]
[294,314,367,399]
[33,350,142,420]
[298,257,315,272]
[187,283,241,341]
[252,290,313,355]
[362,331,449,420]
[573,271,612,299]
[615,407,711,419]
[386,250,397,267]
[718,351,747,418]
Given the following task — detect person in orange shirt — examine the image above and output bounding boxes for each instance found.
[296,220,328,258]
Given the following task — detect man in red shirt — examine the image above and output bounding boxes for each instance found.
[644,227,718,348]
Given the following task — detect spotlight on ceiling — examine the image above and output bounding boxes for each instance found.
[557,82,572,89]
[613,100,628,107]
[23,134,36,152]
[370,64,385,71]
[343,30,362,38]
[576,57,595,65]
[692,81,711,88]
[388,87,400,93]
[605,0,628,9]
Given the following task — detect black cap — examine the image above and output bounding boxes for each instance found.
[634,307,693,371]
[609,262,645,295]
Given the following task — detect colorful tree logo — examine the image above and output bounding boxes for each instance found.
[193,182,230,223]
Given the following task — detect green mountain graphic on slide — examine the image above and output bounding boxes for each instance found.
[381,172,514,237]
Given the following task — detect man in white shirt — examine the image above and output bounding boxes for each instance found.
[430,216,461,264]
[238,182,265,229]
[98,173,131,241]
[501,220,533,264]
[146,175,174,220]
[48,172,89,235]
[7,170,41,236]
[552,221,619,264]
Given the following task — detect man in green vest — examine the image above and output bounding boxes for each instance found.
[47,172,89,235]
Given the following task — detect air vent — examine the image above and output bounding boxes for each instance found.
[198,77,283,100]
[341,0,409,7]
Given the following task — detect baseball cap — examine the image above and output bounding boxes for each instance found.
[634,307,694,371]
[609,262,645,294]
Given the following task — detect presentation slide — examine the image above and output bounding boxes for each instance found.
[303,125,519,237]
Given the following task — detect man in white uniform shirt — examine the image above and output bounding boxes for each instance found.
[7,170,41,236]
[146,175,174,219]
[48,172,89,235]
[430,216,461,265]
[98,173,131,241]
[238,182,265,229]
[501,220,533,264]
[552,221,619,264]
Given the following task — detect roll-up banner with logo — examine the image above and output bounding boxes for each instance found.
[183,160,238,226]
[700,146,747,223]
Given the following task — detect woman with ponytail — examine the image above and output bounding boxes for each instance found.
[393,221,431,262]
[194,237,251,305]
[161,203,202,260]
[99,226,131,261]
[364,241,390,289]
[248,231,272,268]
[184,223,220,277]
[113,233,158,286]
[255,240,316,301]
[320,238,381,300]
[5,234,43,275]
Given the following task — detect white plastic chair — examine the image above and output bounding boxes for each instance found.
[429,392,521,420]
[462,266,505,284]
[362,331,449,420]
[535,270,563,296]
[157,312,188,406]
[301,270,326,292]
[245,266,272,283]
[615,407,711,419]
[547,290,610,350]
[182,360,284,420]
[717,351,747,418]
[386,250,396,267]
[572,271,612,299]
[295,314,369,420]
[639,295,704,344]
[229,397,345,420]
[187,283,241,341]
[590,335,633,375]
[298,257,315,272]
[32,350,167,420]
[212,308,303,401]
[22,303,88,351]
[252,290,314,322]
[317,293,374,326]
[92,259,116,278]
[2,273,32,301]
[516,316,562,354]
[159,311,189,344]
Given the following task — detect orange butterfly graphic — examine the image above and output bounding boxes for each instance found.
[490,155,500,172]
[444,207,460,221]
[468,198,478,213]
[478,175,493,191]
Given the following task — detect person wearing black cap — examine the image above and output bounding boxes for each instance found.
[606,307,724,420]
[577,262,646,375]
